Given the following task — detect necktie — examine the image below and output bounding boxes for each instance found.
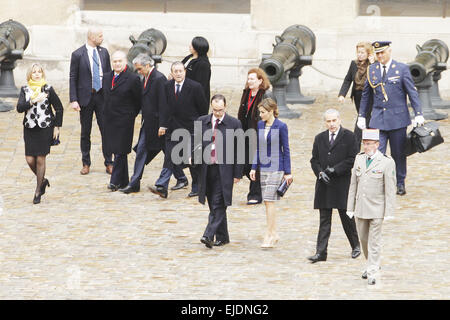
[112,73,119,88]
[382,65,387,83]
[175,83,181,97]
[211,118,220,164]
[330,132,335,145]
[92,49,101,91]
[366,156,374,168]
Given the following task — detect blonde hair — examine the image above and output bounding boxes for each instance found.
[26,63,46,81]
[257,98,279,118]
[356,41,374,57]
[245,68,271,91]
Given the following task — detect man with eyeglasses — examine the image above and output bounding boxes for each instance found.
[197,94,243,248]
[347,129,396,285]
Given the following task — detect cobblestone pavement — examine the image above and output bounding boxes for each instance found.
[0,86,449,299]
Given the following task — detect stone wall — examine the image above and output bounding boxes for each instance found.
[3,0,450,98]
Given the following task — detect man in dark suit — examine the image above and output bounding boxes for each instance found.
[198,94,243,248]
[119,53,175,194]
[103,51,142,191]
[358,41,424,195]
[308,109,360,263]
[149,61,208,198]
[69,27,113,175]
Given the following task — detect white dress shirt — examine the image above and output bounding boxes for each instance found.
[211,113,225,150]
[329,127,340,142]
[380,58,393,78]
[85,44,103,81]
[175,80,185,94]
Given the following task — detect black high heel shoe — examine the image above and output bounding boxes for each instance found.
[40,179,50,195]
[33,192,42,204]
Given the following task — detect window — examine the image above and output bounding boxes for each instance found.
[81,0,251,14]
[359,0,449,18]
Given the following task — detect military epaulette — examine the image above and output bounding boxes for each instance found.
[383,153,392,158]
[358,151,365,155]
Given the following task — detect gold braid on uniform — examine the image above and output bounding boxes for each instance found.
[366,66,388,102]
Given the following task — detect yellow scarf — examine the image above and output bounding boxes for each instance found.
[27,78,47,100]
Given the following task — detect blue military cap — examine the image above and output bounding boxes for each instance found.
[372,41,391,53]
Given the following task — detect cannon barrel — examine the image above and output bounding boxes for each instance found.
[127,28,167,67]
[408,39,448,83]
[259,24,315,84]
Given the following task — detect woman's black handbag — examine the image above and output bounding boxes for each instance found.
[276,179,292,197]
[51,134,60,146]
[406,121,444,156]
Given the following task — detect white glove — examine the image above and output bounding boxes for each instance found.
[346,211,354,218]
[357,117,366,130]
[414,115,425,127]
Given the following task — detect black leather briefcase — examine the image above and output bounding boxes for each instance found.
[408,121,444,155]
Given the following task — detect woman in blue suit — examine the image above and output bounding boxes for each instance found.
[250,98,293,248]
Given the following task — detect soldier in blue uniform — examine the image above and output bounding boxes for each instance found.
[358,41,424,195]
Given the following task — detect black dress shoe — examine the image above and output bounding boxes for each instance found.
[40,179,50,195]
[119,184,140,194]
[213,240,230,247]
[107,183,120,192]
[33,193,41,204]
[200,236,213,249]
[171,180,188,190]
[362,271,368,279]
[247,199,262,205]
[368,278,376,285]
[307,253,327,263]
[352,246,361,259]
[188,191,198,197]
[149,185,168,198]
[396,185,406,195]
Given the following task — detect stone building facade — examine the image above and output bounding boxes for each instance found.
[1,0,450,96]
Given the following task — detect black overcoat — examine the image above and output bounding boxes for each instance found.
[141,68,168,156]
[164,78,208,133]
[310,127,358,209]
[197,113,244,207]
[103,68,142,155]
[182,54,211,103]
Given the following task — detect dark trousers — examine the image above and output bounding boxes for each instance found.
[203,164,229,242]
[155,134,187,190]
[110,153,129,187]
[244,164,262,202]
[128,127,162,188]
[188,164,200,193]
[353,90,372,149]
[79,91,112,166]
[379,127,406,186]
[316,208,359,256]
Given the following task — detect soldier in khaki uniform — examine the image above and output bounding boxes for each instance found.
[347,129,396,285]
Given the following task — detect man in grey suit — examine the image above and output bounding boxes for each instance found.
[69,27,113,175]
[347,129,396,285]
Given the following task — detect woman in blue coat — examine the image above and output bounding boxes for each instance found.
[250,98,293,248]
